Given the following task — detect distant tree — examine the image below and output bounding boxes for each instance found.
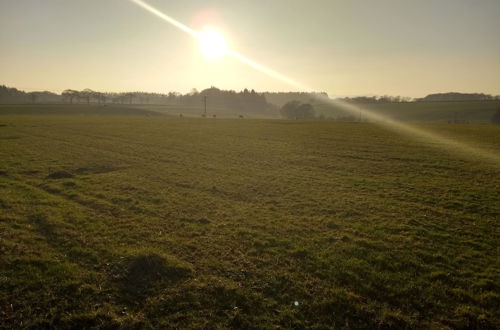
[75,91,83,103]
[492,109,500,125]
[264,92,328,107]
[280,100,300,118]
[280,100,315,119]
[29,92,37,104]
[81,89,94,104]
[62,89,78,104]
[123,92,134,104]
[94,92,106,104]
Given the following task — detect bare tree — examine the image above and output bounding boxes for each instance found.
[62,89,78,104]
[29,92,38,104]
[81,89,94,104]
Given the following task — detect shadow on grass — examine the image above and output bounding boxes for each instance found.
[46,170,74,180]
[118,253,193,303]
[29,212,56,238]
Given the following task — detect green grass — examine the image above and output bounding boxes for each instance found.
[0,111,499,328]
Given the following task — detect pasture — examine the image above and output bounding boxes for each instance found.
[0,108,499,328]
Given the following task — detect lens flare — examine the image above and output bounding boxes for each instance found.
[128,0,500,165]
[129,0,199,37]
[227,50,310,91]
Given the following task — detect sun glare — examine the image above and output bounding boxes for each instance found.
[198,28,228,61]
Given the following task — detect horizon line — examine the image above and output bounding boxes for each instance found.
[2,83,500,100]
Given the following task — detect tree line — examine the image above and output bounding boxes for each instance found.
[0,85,60,104]
[1,84,499,122]
[60,87,279,114]
[264,92,329,107]
[0,85,277,114]
[339,95,413,103]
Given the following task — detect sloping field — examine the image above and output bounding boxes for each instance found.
[0,113,499,328]
[316,101,500,123]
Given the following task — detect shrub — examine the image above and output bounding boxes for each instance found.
[280,101,315,119]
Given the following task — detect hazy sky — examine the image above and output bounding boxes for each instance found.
[1,0,499,97]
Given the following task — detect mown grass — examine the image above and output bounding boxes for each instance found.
[0,112,499,329]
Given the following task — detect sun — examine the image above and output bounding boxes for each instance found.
[198,28,229,61]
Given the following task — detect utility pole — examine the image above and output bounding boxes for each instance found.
[204,95,207,117]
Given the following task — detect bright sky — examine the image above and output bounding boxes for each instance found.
[1,0,499,97]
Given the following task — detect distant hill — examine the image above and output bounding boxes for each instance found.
[314,100,500,123]
[417,92,499,102]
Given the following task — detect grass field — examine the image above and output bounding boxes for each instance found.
[108,100,500,123]
[0,104,162,117]
[1,109,499,328]
[0,103,278,120]
[316,101,500,123]
[3,100,499,123]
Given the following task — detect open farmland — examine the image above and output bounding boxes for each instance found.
[0,110,499,328]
